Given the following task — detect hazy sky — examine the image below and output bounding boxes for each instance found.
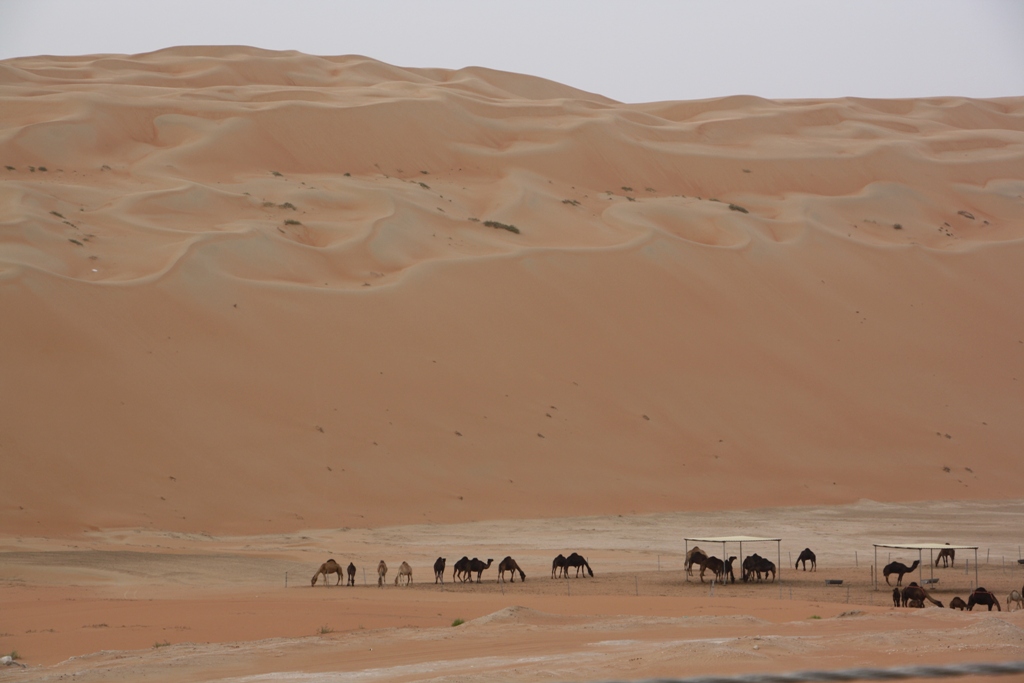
[1,0,1022,102]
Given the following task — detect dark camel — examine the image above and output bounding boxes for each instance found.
[312,559,344,587]
[935,548,955,568]
[796,548,816,571]
[347,562,356,586]
[467,557,493,582]
[685,547,707,577]
[742,554,776,582]
[967,587,1001,611]
[433,557,446,584]
[901,582,943,608]
[949,596,968,610]
[883,560,919,586]
[453,556,471,582]
[551,554,567,579]
[564,552,593,578]
[700,556,735,583]
[892,587,901,608]
[498,556,526,583]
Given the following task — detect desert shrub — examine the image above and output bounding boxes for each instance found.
[50,211,64,219]
[279,202,296,210]
[153,641,170,648]
[483,220,520,234]
[318,625,334,634]
[893,223,902,230]
[621,186,633,192]
[270,171,283,177]
[419,182,430,189]
[728,204,749,213]
[451,618,465,627]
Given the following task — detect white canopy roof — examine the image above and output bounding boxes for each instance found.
[873,543,978,550]
[685,536,781,543]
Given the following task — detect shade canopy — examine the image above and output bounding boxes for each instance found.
[685,536,782,543]
[873,543,977,550]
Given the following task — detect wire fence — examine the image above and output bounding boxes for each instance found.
[586,661,1024,683]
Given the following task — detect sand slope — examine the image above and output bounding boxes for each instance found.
[1,47,1023,535]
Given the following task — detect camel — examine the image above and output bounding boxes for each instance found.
[685,546,707,577]
[395,561,413,586]
[796,548,816,571]
[901,582,943,608]
[949,596,968,610]
[377,560,387,588]
[935,548,955,568]
[700,555,733,583]
[551,554,567,579]
[312,559,344,587]
[907,598,925,608]
[742,554,776,582]
[347,562,356,586]
[967,587,1001,611]
[497,556,526,583]
[1007,589,1024,611]
[882,560,919,586]
[433,557,446,584]
[468,557,493,582]
[892,587,901,608]
[453,556,471,582]
[564,552,593,578]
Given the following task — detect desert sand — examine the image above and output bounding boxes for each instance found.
[1,47,1023,681]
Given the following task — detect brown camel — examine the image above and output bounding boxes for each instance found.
[742,554,776,582]
[551,554,567,579]
[468,557,493,582]
[907,598,925,608]
[967,587,1001,611]
[935,548,955,568]
[395,561,413,586]
[347,562,356,586]
[498,556,526,583]
[892,587,901,608]
[312,559,343,587]
[796,548,816,571]
[377,560,387,588]
[685,547,707,577]
[882,560,919,586]
[433,557,446,584]
[564,552,593,578]
[1007,589,1023,612]
[453,556,471,582]
[949,596,968,610]
[901,582,943,608]
[700,555,734,583]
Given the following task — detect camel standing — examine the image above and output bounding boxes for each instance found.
[377,560,387,588]
[395,561,413,586]
[1007,589,1023,612]
[347,562,356,586]
[935,548,955,568]
[433,557,446,584]
[551,554,567,578]
[949,596,968,610]
[685,547,707,577]
[453,556,471,582]
[901,582,943,608]
[795,548,816,571]
[967,587,1001,611]
[468,558,493,583]
[882,560,919,586]
[564,552,593,578]
[700,556,734,583]
[312,559,344,587]
[498,556,526,583]
[892,587,901,608]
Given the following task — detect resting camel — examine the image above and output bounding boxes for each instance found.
[1007,589,1023,612]
[395,561,413,586]
[453,556,471,582]
[796,548,816,571]
[882,560,919,586]
[564,552,593,578]
[498,556,526,583]
[892,587,901,608]
[433,557,446,584]
[347,562,356,586]
[551,554,567,579]
[377,560,387,588]
[700,555,735,583]
[312,559,343,587]
[935,548,955,568]
[468,557,493,582]
[907,598,925,608]
[967,587,1001,611]
[901,582,943,608]
[685,547,707,577]
[949,596,968,610]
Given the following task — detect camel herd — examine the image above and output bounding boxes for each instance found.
[682,545,795,584]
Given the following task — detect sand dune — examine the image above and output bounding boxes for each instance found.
[1,47,1023,539]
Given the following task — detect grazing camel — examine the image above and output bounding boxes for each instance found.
[377,560,387,588]
[892,587,901,608]
[1006,589,1023,612]
[312,559,344,587]
[395,561,413,586]
[882,560,919,586]
[949,596,968,610]
[498,556,526,583]
[796,548,817,571]
[347,562,356,586]
[742,554,776,582]
[468,557,493,582]
[967,587,1001,611]
[700,555,728,583]
[901,582,943,608]
[453,556,471,582]
[564,552,593,578]
[935,548,955,568]
[551,554,567,579]
[433,557,446,584]
[685,547,708,577]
